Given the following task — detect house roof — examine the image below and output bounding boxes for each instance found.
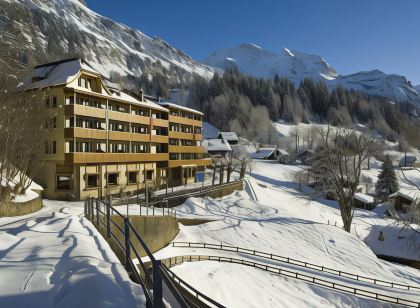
[251,148,276,159]
[158,102,203,115]
[354,193,375,204]
[218,132,239,142]
[296,148,314,157]
[388,190,418,202]
[203,139,232,153]
[21,58,168,112]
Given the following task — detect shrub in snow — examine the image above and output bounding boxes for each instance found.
[375,155,399,201]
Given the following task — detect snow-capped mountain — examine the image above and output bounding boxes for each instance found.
[1,0,214,82]
[204,44,338,83]
[205,44,420,107]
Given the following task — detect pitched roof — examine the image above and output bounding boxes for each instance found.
[203,139,232,152]
[218,132,239,142]
[354,193,375,204]
[388,190,418,202]
[158,102,203,115]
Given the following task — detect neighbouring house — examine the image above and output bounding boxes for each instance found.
[388,190,418,211]
[20,58,211,200]
[218,132,239,145]
[399,155,418,168]
[203,138,232,157]
[353,193,376,210]
[251,147,289,162]
[295,149,314,165]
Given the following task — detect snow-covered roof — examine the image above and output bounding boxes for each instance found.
[21,58,100,90]
[251,148,276,159]
[158,102,203,115]
[203,139,232,152]
[218,132,239,142]
[354,193,375,204]
[203,122,220,139]
[388,190,418,202]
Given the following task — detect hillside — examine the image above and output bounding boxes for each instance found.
[0,0,214,84]
[205,44,420,108]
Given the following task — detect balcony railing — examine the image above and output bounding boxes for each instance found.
[168,115,202,127]
[64,127,107,140]
[65,152,169,164]
[65,104,106,119]
[168,145,206,154]
[168,158,211,168]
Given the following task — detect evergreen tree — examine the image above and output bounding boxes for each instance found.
[375,155,399,201]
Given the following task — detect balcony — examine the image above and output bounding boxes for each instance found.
[108,110,131,122]
[65,104,106,119]
[151,135,169,143]
[151,118,168,127]
[64,127,107,139]
[168,145,206,154]
[131,114,150,126]
[168,158,212,168]
[193,134,203,141]
[131,133,151,142]
[65,152,169,164]
[168,131,194,140]
[108,131,132,141]
[169,115,202,127]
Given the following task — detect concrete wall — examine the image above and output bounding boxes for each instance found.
[0,196,42,217]
[207,181,243,199]
[100,215,179,258]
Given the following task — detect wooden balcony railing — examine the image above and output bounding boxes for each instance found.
[64,127,107,140]
[168,115,202,127]
[168,145,206,154]
[168,158,212,168]
[64,104,106,119]
[65,152,169,164]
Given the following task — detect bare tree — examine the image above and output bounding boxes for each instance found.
[308,126,381,232]
[399,169,420,234]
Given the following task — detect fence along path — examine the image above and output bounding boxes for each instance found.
[159,254,420,308]
[85,197,225,308]
[171,242,420,292]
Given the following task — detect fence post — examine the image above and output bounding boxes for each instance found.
[153,260,163,308]
[106,202,111,239]
[124,218,131,268]
[84,199,87,217]
[95,199,99,226]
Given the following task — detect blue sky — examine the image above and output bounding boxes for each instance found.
[85,0,420,84]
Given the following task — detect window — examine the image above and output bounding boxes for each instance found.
[56,175,71,190]
[128,171,137,184]
[107,173,119,186]
[86,174,98,188]
[145,170,154,181]
[52,141,56,154]
[52,117,57,129]
[44,141,49,154]
[45,97,50,108]
[52,96,57,108]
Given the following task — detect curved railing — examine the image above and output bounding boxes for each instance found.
[159,254,420,308]
[84,198,224,308]
[171,242,420,292]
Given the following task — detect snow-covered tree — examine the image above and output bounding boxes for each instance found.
[375,155,399,201]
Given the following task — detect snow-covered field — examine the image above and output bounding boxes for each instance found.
[152,160,420,307]
[0,200,145,308]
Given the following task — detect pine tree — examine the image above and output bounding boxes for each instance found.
[375,155,399,201]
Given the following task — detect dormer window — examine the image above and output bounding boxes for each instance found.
[78,76,91,90]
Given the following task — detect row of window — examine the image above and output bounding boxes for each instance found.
[169,123,201,134]
[169,153,204,160]
[170,110,202,121]
[68,141,165,154]
[56,170,155,190]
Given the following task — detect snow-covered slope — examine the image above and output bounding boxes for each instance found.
[1,0,214,81]
[205,44,420,106]
[204,44,338,83]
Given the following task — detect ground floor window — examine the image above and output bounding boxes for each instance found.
[86,174,99,188]
[128,171,138,184]
[56,175,72,190]
[145,170,154,181]
[107,173,119,186]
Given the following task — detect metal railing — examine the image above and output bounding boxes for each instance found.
[160,254,420,308]
[172,242,420,292]
[84,198,224,308]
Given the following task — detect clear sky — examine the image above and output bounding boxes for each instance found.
[85,0,420,84]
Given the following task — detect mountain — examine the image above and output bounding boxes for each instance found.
[1,0,214,83]
[204,44,338,83]
[204,44,420,107]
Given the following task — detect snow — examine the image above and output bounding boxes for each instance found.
[0,200,145,307]
[148,160,420,307]
[203,139,232,153]
[218,132,239,142]
[354,193,375,204]
[1,165,43,203]
[157,102,203,115]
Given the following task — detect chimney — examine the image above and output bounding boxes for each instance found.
[139,89,144,102]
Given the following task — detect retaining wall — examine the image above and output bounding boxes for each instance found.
[0,195,43,217]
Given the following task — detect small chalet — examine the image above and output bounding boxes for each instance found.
[251,147,289,162]
[388,190,417,211]
[218,132,239,145]
[353,193,376,210]
[295,149,314,165]
[203,138,232,157]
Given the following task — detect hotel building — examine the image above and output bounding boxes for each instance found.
[22,58,211,200]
